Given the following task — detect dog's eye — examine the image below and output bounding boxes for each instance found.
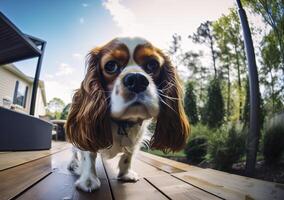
[145,60,159,74]
[104,61,119,74]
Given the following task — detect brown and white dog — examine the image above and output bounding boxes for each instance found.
[66,37,190,192]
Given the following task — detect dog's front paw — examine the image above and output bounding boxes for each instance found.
[118,170,139,182]
[68,160,80,175]
[75,176,101,192]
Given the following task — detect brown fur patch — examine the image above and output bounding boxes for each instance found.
[133,43,164,79]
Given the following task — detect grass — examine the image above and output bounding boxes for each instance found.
[142,148,186,158]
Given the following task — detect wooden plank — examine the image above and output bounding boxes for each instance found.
[135,154,222,200]
[16,148,112,200]
[16,173,112,200]
[138,152,201,173]
[104,155,167,179]
[173,169,284,200]
[0,141,71,171]
[103,155,168,200]
[145,175,221,200]
[0,156,52,200]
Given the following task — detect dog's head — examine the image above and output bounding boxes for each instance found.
[66,37,190,152]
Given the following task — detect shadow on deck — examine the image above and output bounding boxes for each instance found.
[0,142,283,200]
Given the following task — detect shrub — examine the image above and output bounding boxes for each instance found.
[185,136,208,164]
[185,123,210,164]
[203,78,225,128]
[263,113,284,164]
[184,81,199,125]
[208,125,245,170]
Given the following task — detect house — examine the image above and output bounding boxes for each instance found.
[0,64,47,117]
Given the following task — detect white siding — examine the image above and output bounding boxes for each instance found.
[35,87,46,117]
[0,67,31,113]
[0,66,46,116]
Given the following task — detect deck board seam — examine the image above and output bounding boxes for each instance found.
[171,174,225,200]
[101,157,115,200]
[137,155,225,199]
[0,146,71,172]
[10,172,53,200]
[143,177,172,200]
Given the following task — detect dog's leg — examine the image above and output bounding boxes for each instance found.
[75,151,101,192]
[68,147,81,175]
[118,152,139,182]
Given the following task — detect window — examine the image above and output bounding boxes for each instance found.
[13,81,28,108]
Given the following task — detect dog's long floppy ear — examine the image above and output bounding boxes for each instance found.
[151,54,190,152]
[65,47,112,152]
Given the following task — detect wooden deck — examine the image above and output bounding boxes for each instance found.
[0,142,283,200]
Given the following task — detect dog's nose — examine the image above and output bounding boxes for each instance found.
[123,73,149,93]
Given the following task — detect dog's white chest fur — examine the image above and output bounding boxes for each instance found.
[100,121,148,159]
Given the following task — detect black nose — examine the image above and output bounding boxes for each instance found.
[123,73,149,93]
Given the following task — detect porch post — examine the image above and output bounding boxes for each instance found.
[30,42,46,115]
[235,0,261,176]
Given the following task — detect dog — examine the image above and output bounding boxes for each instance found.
[65,37,190,192]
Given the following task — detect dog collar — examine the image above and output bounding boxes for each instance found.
[112,119,141,136]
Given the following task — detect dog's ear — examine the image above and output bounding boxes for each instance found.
[65,47,112,152]
[151,55,190,152]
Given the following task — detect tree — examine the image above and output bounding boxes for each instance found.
[213,17,233,121]
[46,97,65,120]
[189,21,218,77]
[242,0,284,72]
[213,9,247,121]
[184,81,199,125]
[168,33,182,69]
[60,103,71,120]
[182,50,208,105]
[243,77,265,129]
[203,78,225,128]
[260,31,283,114]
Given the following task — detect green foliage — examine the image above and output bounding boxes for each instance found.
[189,20,218,77]
[213,9,247,121]
[260,31,284,115]
[243,78,250,126]
[263,113,284,164]
[184,81,199,125]
[185,136,208,164]
[242,0,284,68]
[203,78,225,128]
[46,97,65,119]
[242,77,266,129]
[60,103,71,120]
[207,125,246,170]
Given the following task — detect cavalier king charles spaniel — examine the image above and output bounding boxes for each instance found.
[66,37,190,192]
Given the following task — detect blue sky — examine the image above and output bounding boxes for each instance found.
[1,0,242,103]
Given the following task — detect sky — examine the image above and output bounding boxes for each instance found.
[0,0,253,104]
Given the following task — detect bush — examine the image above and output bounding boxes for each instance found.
[185,136,208,164]
[207,125,245,170]
[184,81,199,125]
[263,113,284,164]
[203,78,225,128]
[184,123,210,164]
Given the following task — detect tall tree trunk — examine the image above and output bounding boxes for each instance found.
[269,68,275,113]
[209,35,217,78]
[227,65,231,121]
[235,45,243,120]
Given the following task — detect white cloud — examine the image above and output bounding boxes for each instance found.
[44,63,83,103]
[102,0,235,49]
[82,3,89,7]
[55,63,74,76]
[72,53,84,59]
[79,17,85,24]
[103,0,143,36]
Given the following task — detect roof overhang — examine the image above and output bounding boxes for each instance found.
[0,12,44,65]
